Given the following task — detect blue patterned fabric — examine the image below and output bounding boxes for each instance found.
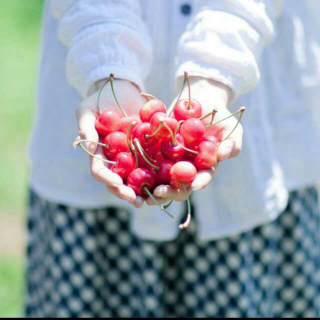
[26,187,320,318]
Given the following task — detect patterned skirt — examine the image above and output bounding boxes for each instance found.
[26,187,320,318]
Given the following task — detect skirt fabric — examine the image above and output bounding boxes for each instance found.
[26,187,320,318]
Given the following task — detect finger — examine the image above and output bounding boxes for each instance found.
[132,196,144,208]
[91,147,123,186]
[191,167,217,190]
[76,104,99,153]
[106,185,136,203]
[146,196,168,206]
[218,125,243,161]
[153,185,191,202]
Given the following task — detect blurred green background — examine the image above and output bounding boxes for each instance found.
[0,0,44,316]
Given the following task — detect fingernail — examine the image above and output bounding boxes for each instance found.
[192,183,203,191]
[88,143,96,153]
[154,186,165,197]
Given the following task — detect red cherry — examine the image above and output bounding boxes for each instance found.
[150,112,178,140]
[131,122,158,149]
[136,151,162,171]
[183,144,199,161]
[204,134,219,144]
[126,168,155,196]
[206,125,224,142]
[161,134,185,161]
[194,141,218,169]
[145,141,162,158]
[136,153,153,170]
[119,115,140,133]
[110,152,136,180]
[180,118,205,146]
[173,99,202,121]
[151,157,175,185]
[169,161,197,190]
[139,99,166,122]
[95,110,121,137]
[102,132,129,159]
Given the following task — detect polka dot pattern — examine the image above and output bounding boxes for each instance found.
[26,188,320,317]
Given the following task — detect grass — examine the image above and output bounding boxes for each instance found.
[0,257,24,317]
[0,1,43,317]
[0,0,43,215]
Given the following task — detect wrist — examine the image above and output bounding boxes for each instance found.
[193,77,231,108]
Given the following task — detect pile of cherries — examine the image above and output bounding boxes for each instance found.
[75,73,244,229]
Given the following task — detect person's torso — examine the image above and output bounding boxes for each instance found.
[28,0,320,240]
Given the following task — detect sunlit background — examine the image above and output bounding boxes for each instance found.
[0,1,43,316]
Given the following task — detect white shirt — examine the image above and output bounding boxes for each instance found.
[29,0,320,241]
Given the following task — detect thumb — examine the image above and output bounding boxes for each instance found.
[76,105,99,154]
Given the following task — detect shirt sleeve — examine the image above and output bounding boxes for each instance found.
[176,0,285,102]
[50,0,153,97]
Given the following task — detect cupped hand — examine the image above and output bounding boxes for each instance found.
[76,78,146,208]
[146,76,243,206]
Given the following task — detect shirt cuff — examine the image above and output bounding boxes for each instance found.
[176,60,243,105]
[77,64,145,98]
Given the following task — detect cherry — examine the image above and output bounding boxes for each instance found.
[139,99,166,122]
[161,133,185,161]
[131,122,158,149]
[173,99,202,121]
[95,110,121,137]
[180,118,205,146]
[110,152,136,180]
[102,131,129,159]
[149,112,178,140]
[119,115,140,134]
[194,141,218,169]
[204,134,219,144]
[126,168,155,196]
[169,161,197,190]
[169,161,197,230]
[205,125,224,142]
[151,158,175,186]
[183,144,199,161]
[171,72,202,121]
[136,152,153,170]
[145,141,162,158]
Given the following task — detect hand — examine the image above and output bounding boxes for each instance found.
[76,79,146,208]
[146,76,243,206]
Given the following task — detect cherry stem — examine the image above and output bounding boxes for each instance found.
[133,139,160,171]
[162,121,175,144]
[180,143,199,155]
[143,187,174,219]
[126,121,137,154]
[145,123,164,139]
[206,107,246,128]
[74,141,116,165]
[141,93,157,101]
[162,200,173,210]
[173,121,198,155]
[185,72,191,109]
[96,78,111,115]
[179,183,191,230]
[200,109,218,123]
[109,73,128,117]
[132,146,139,168]
[73,139,108,149]
[221,107,246,142]
[173,120,184,144]
[168,72,188,117]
